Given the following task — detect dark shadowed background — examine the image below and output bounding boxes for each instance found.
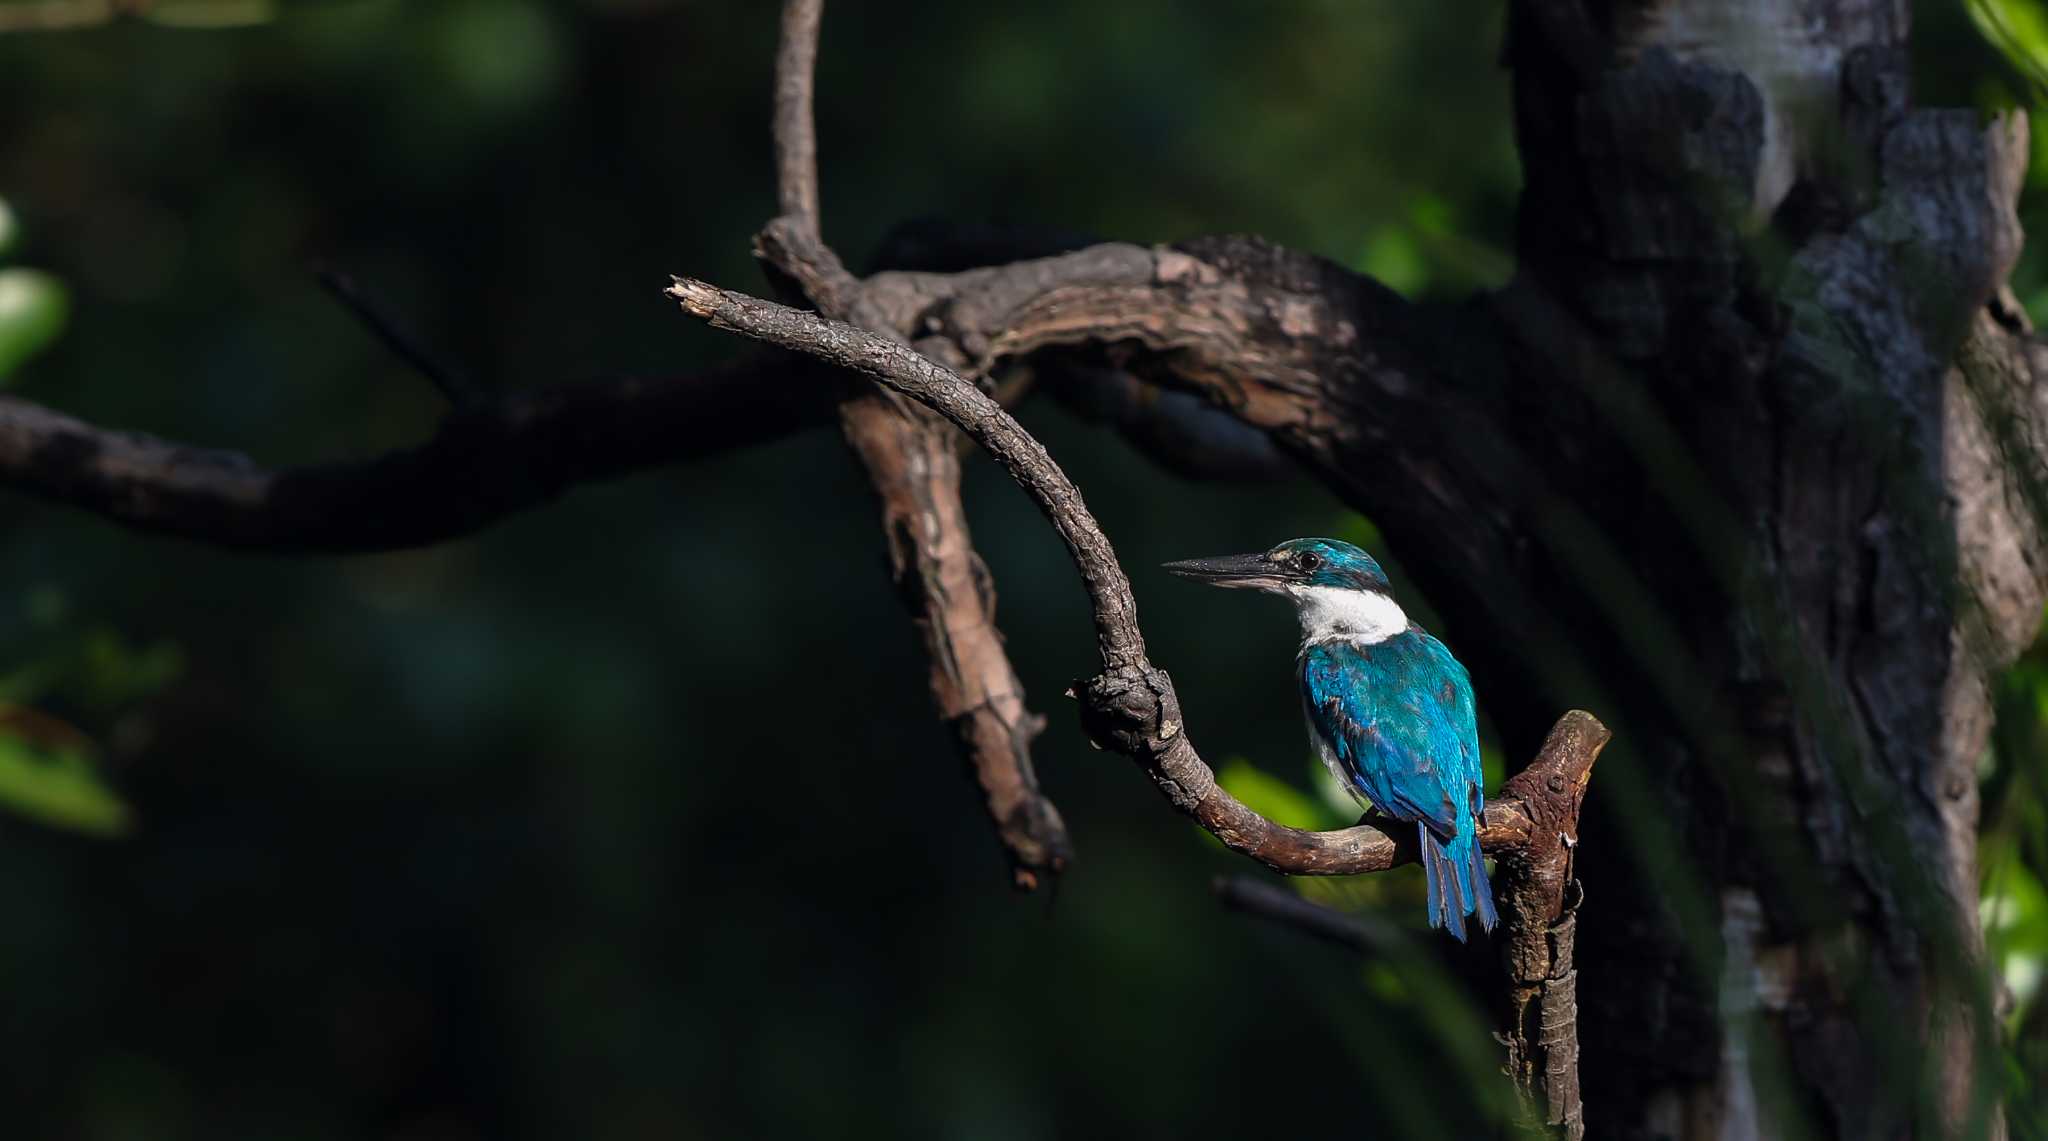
[0,2,2042,1138]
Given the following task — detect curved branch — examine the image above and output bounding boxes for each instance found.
[0,358,832,551]
[666,274,1609,876]
[856,235,1456,444]
[853,234,1532,635]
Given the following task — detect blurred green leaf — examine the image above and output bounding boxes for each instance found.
[0,196,16,258]
[1329,512,1386,555]
[1969,0,2048,94]
[1987,852,2048,946]
[0,267,69,383]
[1407,195,1452,235]
[1361,960,1408,1002]
[0,707,130,836]
[1215,756,1343,830]
[1986,854,2048,1018]
[1356,228,1425,297]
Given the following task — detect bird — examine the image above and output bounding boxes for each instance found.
[1164,537,1497,941]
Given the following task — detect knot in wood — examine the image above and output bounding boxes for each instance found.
[1074,663,1179,756]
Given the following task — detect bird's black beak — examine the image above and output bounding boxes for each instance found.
[1161,551,1285,590]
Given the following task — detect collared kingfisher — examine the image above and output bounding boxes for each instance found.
[1165,537,1497,941]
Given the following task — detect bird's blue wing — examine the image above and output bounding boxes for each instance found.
[1299,633,1480,839]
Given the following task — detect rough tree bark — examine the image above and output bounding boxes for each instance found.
[1498,5,2038,1137]
[0,2,2039,1136]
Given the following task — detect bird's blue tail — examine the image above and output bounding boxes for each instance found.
[1420,825,1497,941]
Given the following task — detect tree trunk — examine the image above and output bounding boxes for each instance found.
[1489,2,2038,1136]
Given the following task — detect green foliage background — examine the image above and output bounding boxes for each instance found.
[0,1,2039,1137]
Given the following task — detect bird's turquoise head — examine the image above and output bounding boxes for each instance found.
[1163,537,1391,594]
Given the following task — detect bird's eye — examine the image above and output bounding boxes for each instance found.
[1295,551,1322,573]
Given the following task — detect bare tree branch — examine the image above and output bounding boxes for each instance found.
[1035,359,1295,482]
[0,359,830,551]
[1212,874,1406,953]
[758,0,1070,889]
[770,0,824,235]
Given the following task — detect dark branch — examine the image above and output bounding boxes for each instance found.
[665,274,1608,876]
[1036,359,1295,482]
[1212,875,1406,954]
[0,357,830,551]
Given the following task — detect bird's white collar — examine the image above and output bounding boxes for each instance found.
[1288,585,1408,645]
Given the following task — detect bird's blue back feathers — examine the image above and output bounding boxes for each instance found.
[1300,630,1496,940]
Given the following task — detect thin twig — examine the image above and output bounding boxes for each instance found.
[315,266,481,407]
[771,0,824,234]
